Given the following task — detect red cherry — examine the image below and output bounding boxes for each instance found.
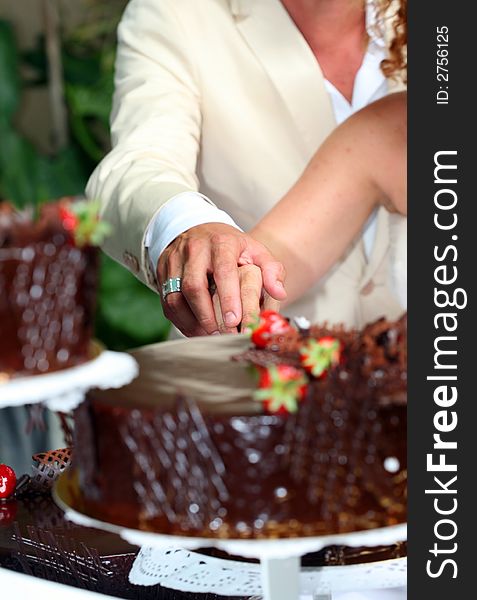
[0,464,17,499]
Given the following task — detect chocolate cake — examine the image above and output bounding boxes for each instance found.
[0,199,101,378]
[74,315,407,540]
[0,453,405,599]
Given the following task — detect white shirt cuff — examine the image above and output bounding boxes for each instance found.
[144,191,243,273]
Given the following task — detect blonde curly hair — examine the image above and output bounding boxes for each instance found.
[377,0,407,80]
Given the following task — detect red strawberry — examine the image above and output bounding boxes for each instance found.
[250,310,293,348]
[299,336,342,379]
[59,203,79,233]
[58,199,112,247]
[0,464,16,500]
[254,364,308,414]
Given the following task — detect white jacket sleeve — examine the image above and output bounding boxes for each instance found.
[86,0,216,287]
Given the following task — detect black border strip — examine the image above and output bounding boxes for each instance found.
[408,1,474,595]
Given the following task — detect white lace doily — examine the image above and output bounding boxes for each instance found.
[129,546,407,596]
[0,349,138,411]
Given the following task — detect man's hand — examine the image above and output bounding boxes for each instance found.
[158,223,286,337]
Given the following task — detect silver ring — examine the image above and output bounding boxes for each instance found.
[162,276,182,300]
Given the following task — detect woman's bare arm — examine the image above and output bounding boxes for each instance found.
[251,92,407,305]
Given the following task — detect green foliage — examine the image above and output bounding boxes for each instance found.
[0,21,20,122]
[0,126,89,208]
[65,73,114,162]
[96,254,170,350]
[60,0,125,163]
[0,127,39,207]
[0,16,170,349]
[0,21,89,207]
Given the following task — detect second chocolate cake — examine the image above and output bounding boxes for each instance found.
[0,199,104,378]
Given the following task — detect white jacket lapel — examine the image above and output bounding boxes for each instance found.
[231,0,336,155]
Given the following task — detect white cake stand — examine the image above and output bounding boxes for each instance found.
[0,343,138,411]
[53,471,407,600]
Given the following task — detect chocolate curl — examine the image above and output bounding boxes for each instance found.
[57,411,75,447]
[31,447,73,491]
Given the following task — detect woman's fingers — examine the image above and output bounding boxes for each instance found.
[212,265,278,334]
[244,241,287,302]
[261,290,281,313]
[239,264,268,331]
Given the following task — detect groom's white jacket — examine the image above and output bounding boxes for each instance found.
[86,0,405,327]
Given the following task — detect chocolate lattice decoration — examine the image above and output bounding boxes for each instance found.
[120,398,229,531]
[12,525,133,592]
[31,448,73,491]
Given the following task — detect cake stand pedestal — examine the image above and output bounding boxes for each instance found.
[262,556,300,599]
[0,343,138,411]
[53,470,407,600]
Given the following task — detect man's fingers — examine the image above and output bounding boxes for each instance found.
[181,240,220,335]
[156,224,284,337]
[160,243,211,336]
[162,292,208,337]
[210,234,243,328]
[157,247,171,289]
[211,292,238,334]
